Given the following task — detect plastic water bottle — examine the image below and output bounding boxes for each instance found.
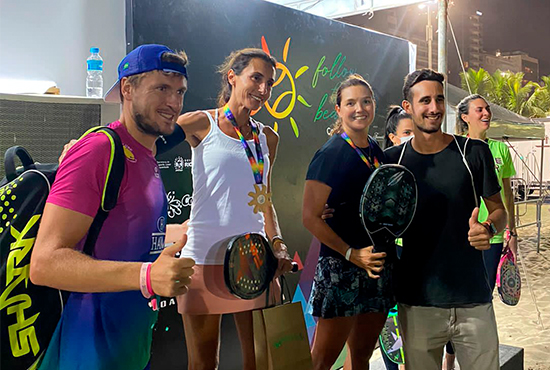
[86,47,103,98]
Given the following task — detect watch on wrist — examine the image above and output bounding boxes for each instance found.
[509,230,518,238]
[482,220,497,236]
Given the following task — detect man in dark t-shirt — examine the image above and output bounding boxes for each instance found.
[384,69,507,370]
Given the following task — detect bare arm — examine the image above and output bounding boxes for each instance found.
[262,127,293,275]
[468,192,507,250]
[263,127,283,241]
[502,177,517,255]
[166,220,189,244]
[177,110,211,148]
[485,192,508,234]
[302,180,385,278]
[30,203,194,297]
[302,180,349,257]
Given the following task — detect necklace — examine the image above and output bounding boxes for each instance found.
[223,104,272,214]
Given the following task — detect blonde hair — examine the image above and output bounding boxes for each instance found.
[328,74,375,136]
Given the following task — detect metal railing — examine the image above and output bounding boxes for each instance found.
[514,198,544,253]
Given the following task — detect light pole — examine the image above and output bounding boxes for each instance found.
[419,1,436,70]
[438,0,448,132]
[438,0,447,76]
[426,3,433,69]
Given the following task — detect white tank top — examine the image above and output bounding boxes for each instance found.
[180,109,270,264]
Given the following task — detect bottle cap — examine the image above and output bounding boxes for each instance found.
[90,47,100,53]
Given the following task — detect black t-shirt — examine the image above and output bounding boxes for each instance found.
[384,136,501,307]
[306,134,385,260]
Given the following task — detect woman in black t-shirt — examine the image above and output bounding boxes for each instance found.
[303,74,394,370]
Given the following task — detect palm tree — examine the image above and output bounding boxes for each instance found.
[487,70,509,107]
[503,72,534,116]
[460,68,550,118]
[524,76,550,117]
[460,68,491,95]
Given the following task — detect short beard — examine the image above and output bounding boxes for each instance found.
[416,123,440,134]
[134,112,160,136]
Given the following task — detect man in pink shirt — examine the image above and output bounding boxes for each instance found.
[30,44,195,370]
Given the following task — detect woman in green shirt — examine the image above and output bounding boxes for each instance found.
[453,93,518,369]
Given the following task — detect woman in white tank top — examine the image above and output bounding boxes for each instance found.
[173,49,294,370]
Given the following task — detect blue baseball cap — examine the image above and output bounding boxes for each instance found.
[104,44,188,103]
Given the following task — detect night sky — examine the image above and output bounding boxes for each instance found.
[474,0,550,77]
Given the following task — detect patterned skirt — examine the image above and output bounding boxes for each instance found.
[308,256,395,319]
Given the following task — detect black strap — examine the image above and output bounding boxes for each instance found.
[4,146,36,182]
[82,127,125,256]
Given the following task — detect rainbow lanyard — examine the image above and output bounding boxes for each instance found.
[340,132,380,170]
[223,104,264,184]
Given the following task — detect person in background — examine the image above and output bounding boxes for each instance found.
[384,105,414,149]
[381,105,413,370]
[445,93,517,370]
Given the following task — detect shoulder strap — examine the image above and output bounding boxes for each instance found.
[397,140,408,165]
[202,109,219,133]
[81,126,125,255]
[453,135,479,207]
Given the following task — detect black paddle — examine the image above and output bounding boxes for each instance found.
[359,164,418,262]
[224,233,298,300]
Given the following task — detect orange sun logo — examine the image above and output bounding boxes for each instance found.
[258,36,311,138]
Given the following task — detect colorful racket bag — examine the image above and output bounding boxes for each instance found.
[0,126,124,370]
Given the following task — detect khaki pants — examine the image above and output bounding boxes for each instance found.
[398,303,499,370]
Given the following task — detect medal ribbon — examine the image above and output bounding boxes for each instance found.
[223,104,264,184]
[340,132,380,170]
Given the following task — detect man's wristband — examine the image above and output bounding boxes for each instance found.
[140,262,152,299]
[509,230,518,238]
[145,263,155,297]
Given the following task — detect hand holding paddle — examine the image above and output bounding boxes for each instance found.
[150,234,195,297]
[273,242,295,278]
[359,164,418,263]
[349,246,386,279]
[467,207,492,251]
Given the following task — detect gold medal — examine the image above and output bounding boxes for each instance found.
[248,184,272,214]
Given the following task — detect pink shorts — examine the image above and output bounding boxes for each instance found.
[176,265,280,315]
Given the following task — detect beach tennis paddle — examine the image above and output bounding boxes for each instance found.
[359,164,417,261]
[224,233,298,300]
[496,244,521,306]
[379,305,405,365]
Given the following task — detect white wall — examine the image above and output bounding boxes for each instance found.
[508,123,550,183]
[0,0,126,96]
